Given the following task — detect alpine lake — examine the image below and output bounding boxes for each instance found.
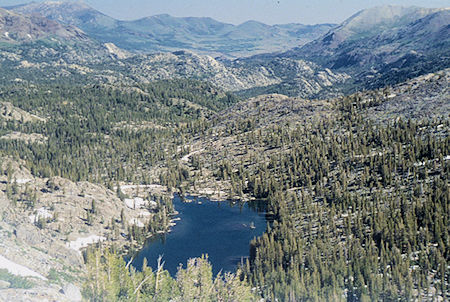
[131,195,268,276]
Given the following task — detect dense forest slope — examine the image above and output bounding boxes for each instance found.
[0,53,448,302]
[171,69,449,301]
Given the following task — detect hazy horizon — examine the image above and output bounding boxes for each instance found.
[2,0,449,25]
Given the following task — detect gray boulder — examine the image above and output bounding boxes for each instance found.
[48,243,83,268]
[15,224,42,246]
[0,191,8,211]
[62,283,82,302]
[0,280,10,289]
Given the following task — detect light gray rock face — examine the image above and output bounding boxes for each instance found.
[62,283,82,302]
[0,287,72,302]
[125,50,350,97]
[15,224,42,246]
[48,243,83,268]
[0,191,8,211]
[0,280,10,289]
[127,50,281,91]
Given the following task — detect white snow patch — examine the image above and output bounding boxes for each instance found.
[124,197,149,209]
[148,200,157,208]
[139,211,152,217]
[29,207,53,223]
[115,184,164,190]
[15,178,32,184]
[197,188,227,196]
[445,155,450,161]
[414,161,425,167]
[181,149,203,162]
[4,32,9,38]
[67,235,106,251]
[0,255,46,280]
[129,218,145,228]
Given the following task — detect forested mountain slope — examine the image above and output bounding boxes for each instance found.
[167,69,449,301]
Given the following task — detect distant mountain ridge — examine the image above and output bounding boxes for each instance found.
[289,6,449,65]
[0,6,88,43]
[0,3,448,100]
[245,5,450,94]
[291,7,448,64]
[5,1,336,57]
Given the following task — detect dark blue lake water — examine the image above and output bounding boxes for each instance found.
[132,195,267,276]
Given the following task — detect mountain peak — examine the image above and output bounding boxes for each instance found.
[0,6,89,43]
[340,5,439,33]
[7,0,92,11]
[7,0,116,30]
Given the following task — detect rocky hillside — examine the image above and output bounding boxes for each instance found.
[356,68,450,123]
[175,68,450,201]
[290,6,449,66]
[121,51,349,93]
[0,156,172,301]
[232,56,351,98]
[238,6,449,97]
[7,0,335,57]
[0,7,88,43]
[285,6,450,88]
[2,4,447,99]
[0,6,124,74]
[0,42,349,96]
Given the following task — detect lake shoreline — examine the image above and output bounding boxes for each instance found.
[130,195,267,276]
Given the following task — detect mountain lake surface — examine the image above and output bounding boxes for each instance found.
[132,195,267,276]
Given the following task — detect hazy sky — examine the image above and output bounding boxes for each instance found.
[3,0,449,24]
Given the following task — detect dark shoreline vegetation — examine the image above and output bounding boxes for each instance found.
[0,73,447,301]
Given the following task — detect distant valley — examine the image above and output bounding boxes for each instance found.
[1,2,448,100]
[5,1,335,57]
